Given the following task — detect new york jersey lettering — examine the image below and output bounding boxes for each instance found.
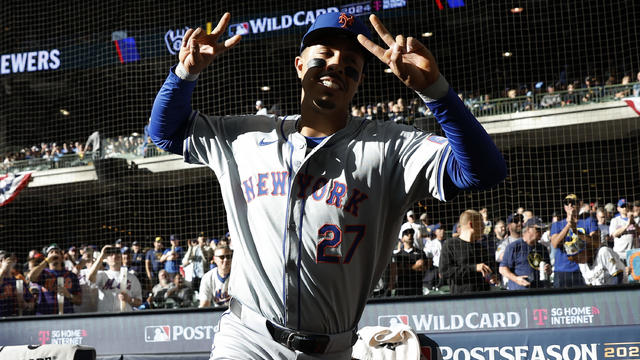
[241,172,368,216]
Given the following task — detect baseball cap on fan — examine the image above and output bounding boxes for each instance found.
[523,218,544,229]
[44,244,61,255]
[300,12,372,60]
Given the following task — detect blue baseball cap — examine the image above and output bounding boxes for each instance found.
[300,12,372,58]
[523,218,544,229]
[617,198,627,207]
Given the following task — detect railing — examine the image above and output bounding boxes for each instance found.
[2,142,168,174]
[466,82,638,117]
[3,82,638,174]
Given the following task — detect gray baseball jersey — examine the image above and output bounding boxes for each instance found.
[183,112,451,334]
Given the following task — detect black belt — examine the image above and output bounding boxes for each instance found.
[230,299,346,354]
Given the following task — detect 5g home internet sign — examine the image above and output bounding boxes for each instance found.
[0,49,61,75]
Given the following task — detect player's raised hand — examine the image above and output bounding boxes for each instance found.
[179,12,242,74]
[358,14,440,91]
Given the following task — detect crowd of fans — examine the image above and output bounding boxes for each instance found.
[1,132,163,173]
[3,72,639,173]
[0,232,233,317]
[374,194,638,297]
[1,193,637,317]
[346,71,640,123]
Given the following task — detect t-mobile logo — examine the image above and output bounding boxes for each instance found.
[532,309,548,325]
[38,330,50,344]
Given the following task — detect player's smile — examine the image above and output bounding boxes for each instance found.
[319,76,343,91]
[318,74,345,91]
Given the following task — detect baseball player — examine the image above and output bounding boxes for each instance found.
[149,11,506,359]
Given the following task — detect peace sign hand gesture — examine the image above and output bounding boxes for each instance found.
[179,12,242,75]
[357,14,440,92]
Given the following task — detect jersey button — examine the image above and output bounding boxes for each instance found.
[294,161,301,167]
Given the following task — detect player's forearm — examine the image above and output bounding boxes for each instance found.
[419,80,507,190]
[149,65,197,155]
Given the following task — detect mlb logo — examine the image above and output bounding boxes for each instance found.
[229,22,250,36]
[145,326,171,342]
[378,315,409,326]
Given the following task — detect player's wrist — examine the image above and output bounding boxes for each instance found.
[415,74,449,103]
[175,62,200,81]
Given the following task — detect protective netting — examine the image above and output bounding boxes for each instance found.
[1,0,639,315]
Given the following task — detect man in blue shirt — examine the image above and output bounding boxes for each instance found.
[145,237,164,289]
[499,219,551,290]
[161,235,183,276]
[550,194,598,288]
[129,240,145,276]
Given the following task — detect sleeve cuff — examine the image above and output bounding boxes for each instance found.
[415,74,450,102]
[175,62,200,81]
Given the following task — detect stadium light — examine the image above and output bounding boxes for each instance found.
[384,68,393,73]
[260,86,271,91]
[59,109,70,116]
[510,7,523,13]
[421,32,433,38]
[502,51,512,57]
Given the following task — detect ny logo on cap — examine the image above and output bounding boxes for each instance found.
[338,13,355,28]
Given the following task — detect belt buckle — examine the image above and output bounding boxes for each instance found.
[285,331,298,350]
[288,331,330,354]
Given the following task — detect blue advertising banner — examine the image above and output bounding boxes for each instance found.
[358,288,640,333]
[0,287,638,357]
[419,325,640,360]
